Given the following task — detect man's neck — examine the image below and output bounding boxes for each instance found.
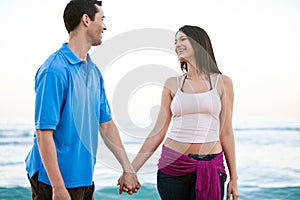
[67,32,91,61]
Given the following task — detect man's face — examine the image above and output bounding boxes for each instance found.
[89,5,106,46]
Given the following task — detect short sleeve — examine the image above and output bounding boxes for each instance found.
[99,76,112,123]
[35,71,66,130]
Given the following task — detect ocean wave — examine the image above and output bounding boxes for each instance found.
[234,127,300,131]
[0,141,32,145]
[0,161,24,167]
[239,185,300,200]
[0,130,33,138]
[1,185,300,200]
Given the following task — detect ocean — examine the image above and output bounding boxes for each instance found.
[0,117,300,200]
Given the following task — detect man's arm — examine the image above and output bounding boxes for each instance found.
[36,130,71,200]
[99,120,140,194]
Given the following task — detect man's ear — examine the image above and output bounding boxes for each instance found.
[82,14,90,27]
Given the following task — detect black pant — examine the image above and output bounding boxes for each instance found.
[157,154,226,200]
[28,172,95,200]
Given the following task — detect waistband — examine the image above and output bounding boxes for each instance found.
[188,153,219,161]
[158,145,226,200]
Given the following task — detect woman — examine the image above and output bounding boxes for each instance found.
[119,25,239,200]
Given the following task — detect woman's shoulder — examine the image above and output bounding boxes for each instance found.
[164,74,185,93]
[219,74,233,87]
[216,74,234,96]
[165,74,185,86]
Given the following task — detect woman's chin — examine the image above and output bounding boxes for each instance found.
[178,56,187,63]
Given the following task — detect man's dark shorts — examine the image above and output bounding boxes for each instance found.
[28,172,95,200]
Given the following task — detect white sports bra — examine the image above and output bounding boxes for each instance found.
[167,74,222,143]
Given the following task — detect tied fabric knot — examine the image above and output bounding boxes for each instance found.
[158,145,226,200]
[196,160,221,200]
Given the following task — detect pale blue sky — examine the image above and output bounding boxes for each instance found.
[0,0,299,123]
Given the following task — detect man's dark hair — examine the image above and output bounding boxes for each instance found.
[63,0,102,33]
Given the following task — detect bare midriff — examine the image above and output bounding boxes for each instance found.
[164,138,223,156]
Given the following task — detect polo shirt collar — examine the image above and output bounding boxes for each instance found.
[61,43,84,65]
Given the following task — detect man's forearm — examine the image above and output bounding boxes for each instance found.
[36,130,65,188]
[99,121,134,172]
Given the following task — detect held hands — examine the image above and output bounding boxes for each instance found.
[117,172,140,195]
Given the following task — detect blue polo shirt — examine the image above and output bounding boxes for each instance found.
[25,43,112,188]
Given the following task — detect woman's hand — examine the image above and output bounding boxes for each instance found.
[226,178,239,200]
[117,172,140,195]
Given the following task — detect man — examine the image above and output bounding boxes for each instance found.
[25,0,139,199]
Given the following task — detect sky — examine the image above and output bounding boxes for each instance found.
[0,0,300,124]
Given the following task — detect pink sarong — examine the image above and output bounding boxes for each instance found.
[158,145,226,200]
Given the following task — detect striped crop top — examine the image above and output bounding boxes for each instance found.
[167,74,222,143]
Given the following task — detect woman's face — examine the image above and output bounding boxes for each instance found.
[175,31,194,62]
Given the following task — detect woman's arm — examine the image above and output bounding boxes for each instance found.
[219,75,239,200]
[131,77,174,173]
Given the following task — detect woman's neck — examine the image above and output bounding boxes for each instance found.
[185,63,206,80]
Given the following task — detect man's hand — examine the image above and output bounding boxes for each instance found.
[52,187,71,200]
[117,172,140,195]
